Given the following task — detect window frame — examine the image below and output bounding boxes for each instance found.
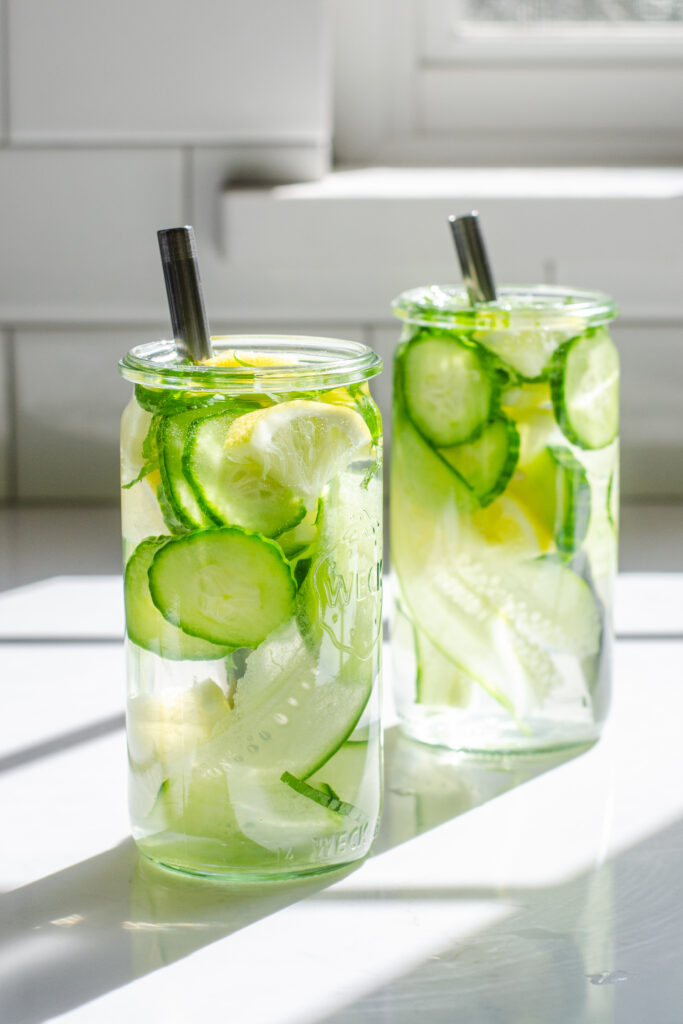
[332,0,683,167]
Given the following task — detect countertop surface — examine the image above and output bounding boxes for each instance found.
[2,570,683,1024]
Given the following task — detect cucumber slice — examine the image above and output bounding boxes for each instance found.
[148,528,296,648]
[403,333,496,446]
[415,621,473,708]
[124,536,232,660]
[156,409,217,529]
[438,416,520,508]
[184,410,305,536]
[551,328,619,449]
[280,771,364,822]
[277,499,322,559]
[507,445,591,554]
[297,475,382,687]
[182,617,375,783]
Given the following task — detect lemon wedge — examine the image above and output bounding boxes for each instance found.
[223,400,373,502]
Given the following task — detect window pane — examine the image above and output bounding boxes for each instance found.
[461,1,683,23]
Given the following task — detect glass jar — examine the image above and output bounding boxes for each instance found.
[119,335,383,879]
[390,286,619,753]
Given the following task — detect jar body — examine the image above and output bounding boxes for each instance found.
[390,287,618,753]
[120,337,383,878]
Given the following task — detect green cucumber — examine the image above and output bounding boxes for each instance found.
[550,328,619,449]
[124,536,232,660]
[297,475,382,685]
[402,333,496,446]
[186,617,374,782]
[438,416,520,508]
[148,527,296,648]
[415,621,473,708]
[280,771,364,822]
[277,499,322,559]
[156,409,217,529]
[184,410,305,536]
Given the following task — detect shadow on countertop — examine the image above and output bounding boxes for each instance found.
[0,727,587,1024]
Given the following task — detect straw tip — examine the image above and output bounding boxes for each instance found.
[448,211,480,225]
[157,226,197,263]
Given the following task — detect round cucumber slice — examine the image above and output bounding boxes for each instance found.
[438,416,520,508]
[156,408,217,530]
[148,528,296,647]
[184,410,305,536]
[551,328,619,449]
[402,333,496,446]
[124,536,232,660]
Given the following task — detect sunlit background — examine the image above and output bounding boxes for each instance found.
[2,5,683,1024]
[0,0,680,585]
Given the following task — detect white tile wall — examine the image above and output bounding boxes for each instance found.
[9,0,328,143]
[0,1,6,143]
[614,322,683,497]
[15,329,155,500]
[14,325,367,501]
[190,146,331,303]
[0,332,10,499]
[0,150,183,322]
[220,184,683,321]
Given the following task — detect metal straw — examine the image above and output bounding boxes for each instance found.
[157,226,214,362]
[448,212,497,305]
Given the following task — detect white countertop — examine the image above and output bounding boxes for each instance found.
[2,572,683,1024]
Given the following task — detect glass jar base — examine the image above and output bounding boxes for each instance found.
[132,831,368,880]
[136,839,368,883]
[398,709,601,756]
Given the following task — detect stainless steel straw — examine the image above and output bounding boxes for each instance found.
[157,226,214,362]
[448,212,497,305]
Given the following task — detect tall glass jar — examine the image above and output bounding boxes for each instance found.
[390,286,619,753]
[119,335,383,879]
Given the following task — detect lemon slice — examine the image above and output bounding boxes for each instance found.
[471,493,553,556]
[223,400,373,501]
[201,350,292,368]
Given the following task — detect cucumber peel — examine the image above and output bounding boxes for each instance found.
[438,416,520,508]
[280,770,364,822]
[403,332,497,446]
[124,536,232,660]
[148,527,296,648]
[184,410,305,536]
[550,328,619,450]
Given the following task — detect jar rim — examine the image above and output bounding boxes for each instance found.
[119,334,383,393]
[392,284,618,329]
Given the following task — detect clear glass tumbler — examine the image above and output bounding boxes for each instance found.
[390,286,619,753]
[119,335,383,879]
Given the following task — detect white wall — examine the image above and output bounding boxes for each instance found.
[0,3,681,505]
